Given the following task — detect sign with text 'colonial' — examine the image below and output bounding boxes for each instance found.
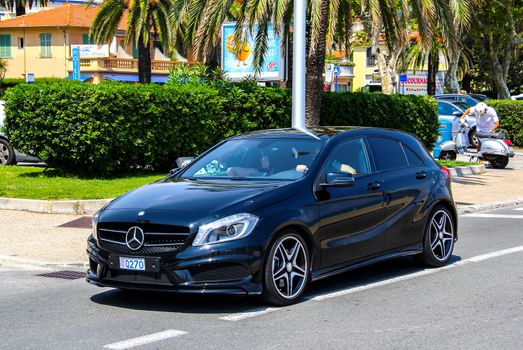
[70,45,109,58]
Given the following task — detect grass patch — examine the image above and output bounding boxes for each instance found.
[0,166,165,200]
[437,160,480,168]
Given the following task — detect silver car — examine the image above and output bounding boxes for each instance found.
[0,101,41,165]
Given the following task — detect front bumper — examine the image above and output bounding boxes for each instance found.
[85,236,264,295]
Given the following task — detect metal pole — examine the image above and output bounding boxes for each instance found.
[291,0,306,131]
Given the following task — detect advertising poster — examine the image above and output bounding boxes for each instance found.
[221,22,284,81]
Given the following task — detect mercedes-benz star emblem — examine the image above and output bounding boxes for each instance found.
[126,226,145,251]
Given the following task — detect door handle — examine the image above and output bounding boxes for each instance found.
[416,171,427,179]
[367,182,381,191]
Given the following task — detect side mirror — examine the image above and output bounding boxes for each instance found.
[176,157,195,168]
[320,172,356,187]
[452,111,462,118]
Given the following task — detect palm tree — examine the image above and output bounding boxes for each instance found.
[360,0,475,95]
[171,0,354,127]
[401,32,445,95]
[89,0,173,83]
[0,0,50,16]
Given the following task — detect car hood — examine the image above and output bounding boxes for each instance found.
[102,178,298,226]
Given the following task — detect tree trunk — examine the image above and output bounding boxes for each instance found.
[444,49,461,93]
[487,34,510,99]
[491,62,511,99]
[427,47,438,96]
[15,0,26,16]
[305,0,330,127]
[462,73,472,92]
[138,39,152,84]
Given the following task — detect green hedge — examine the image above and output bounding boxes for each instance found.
[5,82,438,176]
[487,100,523,146]
[321,92,438,148]
[0,78,65,98]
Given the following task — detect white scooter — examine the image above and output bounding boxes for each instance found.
[439,119,515,169]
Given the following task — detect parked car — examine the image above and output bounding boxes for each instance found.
[468,93,490,102]
[437,100,480,147]
[512,93,523,101]
[434,94,479,108]
[0,101,41,165]
[86,127,457,305]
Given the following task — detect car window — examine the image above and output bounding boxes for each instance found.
[324,137,371,176]
[367,137,408,171]
[180,138,323,180]
[402,144,424,166]
[451,101,467,111]
[437,101,455,116]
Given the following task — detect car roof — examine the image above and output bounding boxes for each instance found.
[231,127,422,145]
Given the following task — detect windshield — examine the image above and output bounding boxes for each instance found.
[452,101,469,110]
[180,138,324,181]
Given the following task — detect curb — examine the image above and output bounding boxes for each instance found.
[448,164,486,177]
[0,197,111,215]
[457,198,523,215]
[0,255,88,269]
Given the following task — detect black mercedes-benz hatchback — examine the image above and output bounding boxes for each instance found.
[86,127,457,305]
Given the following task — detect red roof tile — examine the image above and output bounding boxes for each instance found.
[0,4,126,30]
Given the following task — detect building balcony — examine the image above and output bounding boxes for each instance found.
[67,57,183,74]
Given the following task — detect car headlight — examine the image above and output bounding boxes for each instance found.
[92,211,100,242]
[193,213,259,246]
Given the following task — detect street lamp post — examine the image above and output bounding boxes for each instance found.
[291,0,306,131]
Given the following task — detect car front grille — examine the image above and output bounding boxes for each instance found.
[97,222,190,256]
[189,263,251,282]
[107,269,172,285]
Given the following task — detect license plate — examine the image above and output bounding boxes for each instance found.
[119,257,145,271]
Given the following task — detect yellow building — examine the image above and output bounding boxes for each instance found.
[0,4,179,82]
[327,37,449,94]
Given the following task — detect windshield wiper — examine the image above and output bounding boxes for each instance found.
[227,177,250,181]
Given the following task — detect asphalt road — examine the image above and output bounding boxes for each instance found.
[1,206,522,350]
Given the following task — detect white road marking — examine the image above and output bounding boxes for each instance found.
[514,208,523,211]
[219,245,523,321]
[103,330,187,350]
[219,307,281,321]
[306,245,523,302]
[462,214,523,219]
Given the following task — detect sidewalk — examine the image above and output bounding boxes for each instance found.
[1,151,522,269]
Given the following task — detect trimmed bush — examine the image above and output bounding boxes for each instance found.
[5,82,438,176]
[0,78,65,98]
[487,100,523,146]
[4,82,291,175]
[321,92,439,148]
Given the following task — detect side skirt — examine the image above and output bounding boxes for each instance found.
[310,245,423,282]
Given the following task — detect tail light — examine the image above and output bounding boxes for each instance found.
[504,139,513,147]
[441,166,451,180]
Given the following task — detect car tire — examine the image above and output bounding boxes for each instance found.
[439,151,456,161]
[490,156,509,169]
[416,205,455,267]
[262,231,310,306]
[0,138,16,165]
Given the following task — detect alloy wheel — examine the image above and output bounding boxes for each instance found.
[429,210,454,261]
[271,236,308,299]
